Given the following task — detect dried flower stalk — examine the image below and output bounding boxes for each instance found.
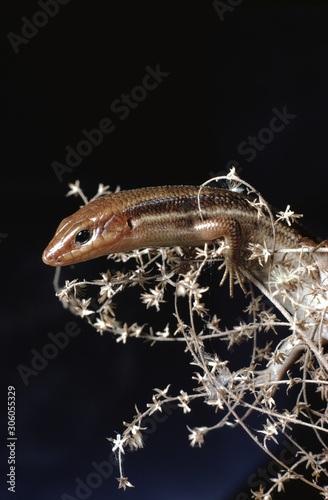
[53,172,328,496]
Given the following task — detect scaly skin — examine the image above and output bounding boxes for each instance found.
[42,185,316,267]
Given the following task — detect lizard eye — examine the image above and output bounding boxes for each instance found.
[75,229,91,245]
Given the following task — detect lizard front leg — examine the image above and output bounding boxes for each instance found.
[194,217,246,297]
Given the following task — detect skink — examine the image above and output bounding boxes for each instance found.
[42,185,318,290]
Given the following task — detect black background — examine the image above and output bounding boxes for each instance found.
[1,1,328,499]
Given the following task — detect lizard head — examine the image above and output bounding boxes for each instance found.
[42,197,128,266]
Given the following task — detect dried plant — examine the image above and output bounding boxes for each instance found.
[52,171,328,497]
